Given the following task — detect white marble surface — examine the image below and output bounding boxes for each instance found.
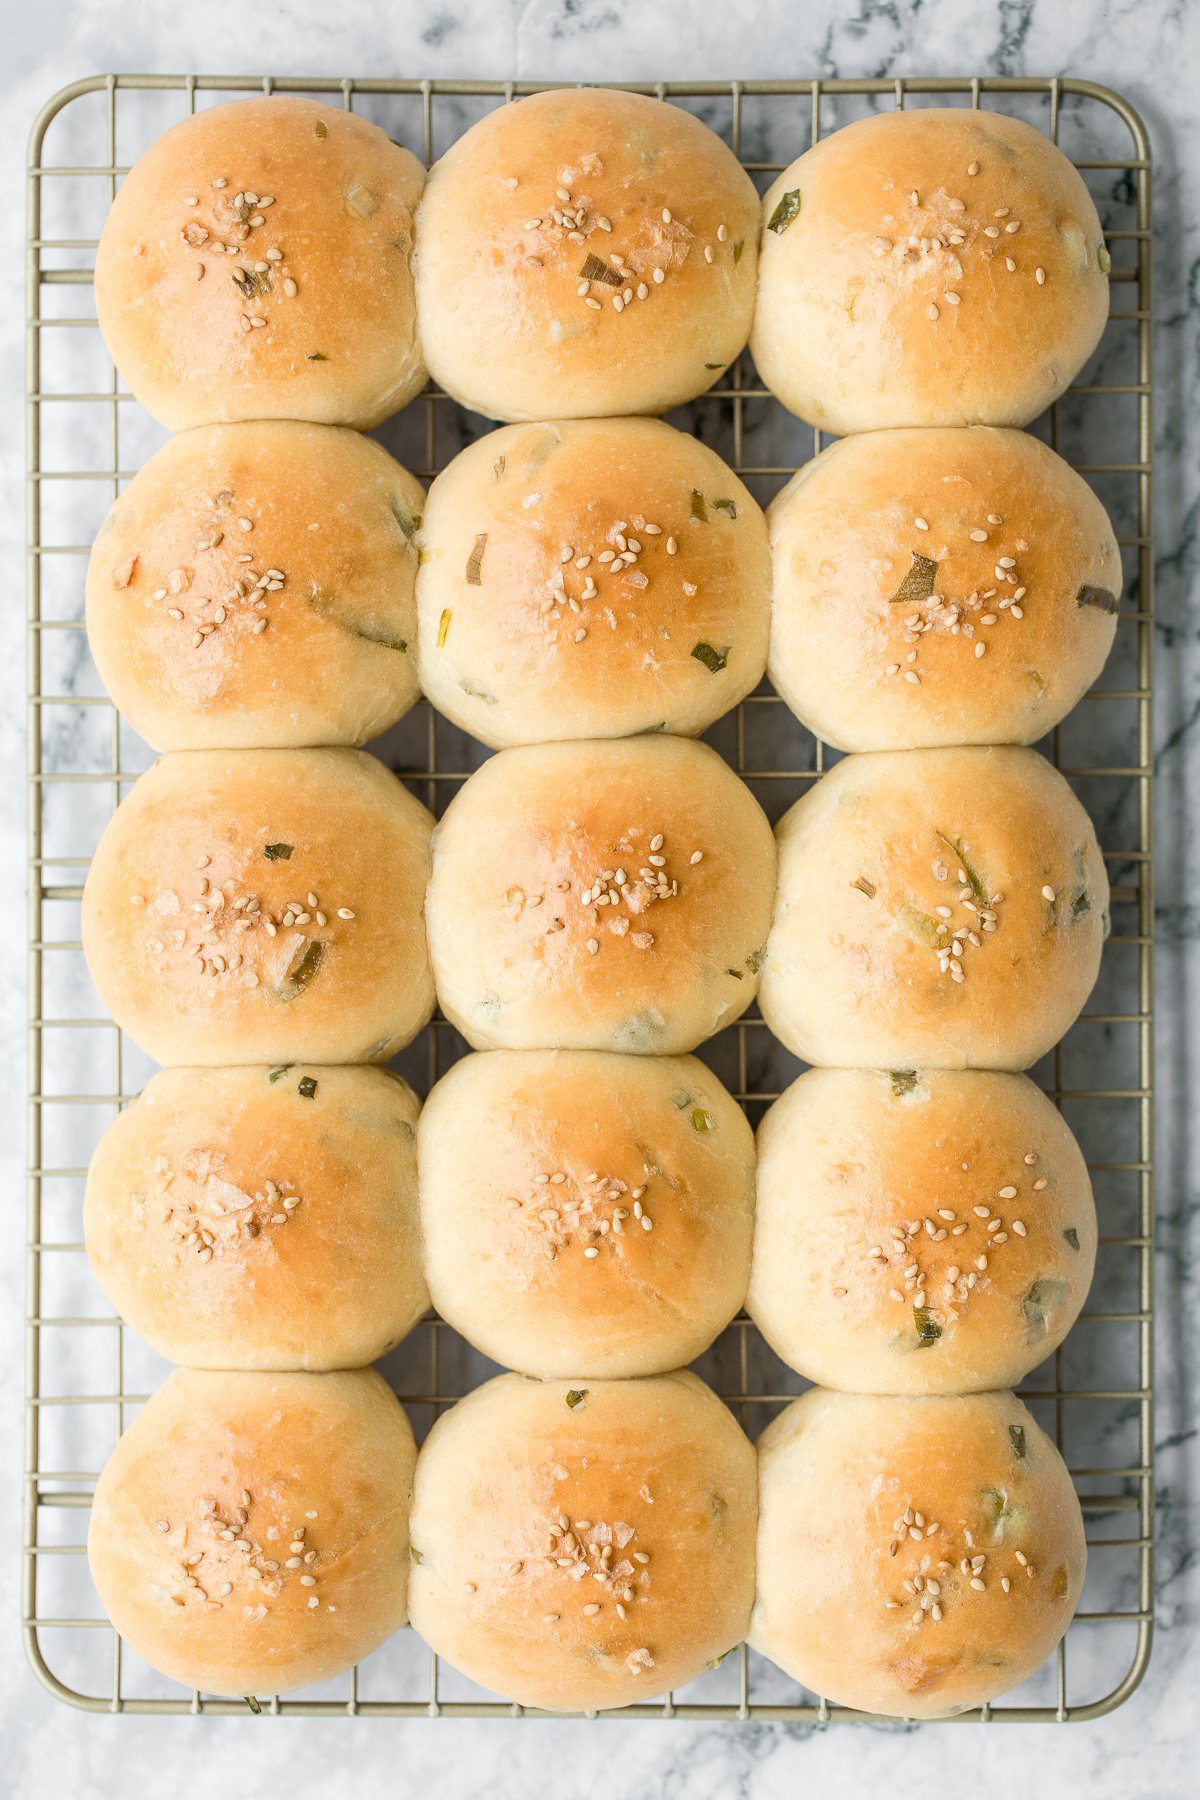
[1,1,1197,1795]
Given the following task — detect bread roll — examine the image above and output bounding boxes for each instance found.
[95,98,426,432]
[752,1388,1086,1717]
[752,109,1110,433]
[408,1371,755,1711]
[87,423,423,751]
[768,427,1121,750]
[750,1068,1096,1392]
[426,737,776,1053]
[414,88,759,421]
[419,1050,754,1378]
[85,1064,427,1370]
[760,747,1107,1069]
[82,749,434,1065]
[88,1368,416,1697]
[416,418,770,746]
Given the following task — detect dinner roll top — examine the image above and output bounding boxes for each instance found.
[408,1371,756,1712]
[760,746,1108,1070]
[752,1388,1086,1717]
[95,97,426,431]
[768,427,1121,750]
[750,1068,1096,1393]
[87,423,424,751]
[426,737,776,1053]
[416,418,770,746]
[82,749,434,1066]
[85,1064,427,1371]
[88,1368,417,1697]
[414,87,759,421]
[751,108,1110,434]
[419,1050,755,1378]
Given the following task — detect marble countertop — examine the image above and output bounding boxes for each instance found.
[1,2,1196,1795]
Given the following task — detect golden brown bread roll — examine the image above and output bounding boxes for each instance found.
[426,736,776,1053]
[82,749,434,1066]
[86,422,423,750]
[95,97,426,431]
[414,87,759,421]
[750,1068,1096,1392]
[416,418,770,746]
[752,1388,1086,1717]
[760,747,1108,1069]
[419,1050,754,1378]
[752,109,1110,433]
[88,1368,416,1697]
[768,427,1121,750]
[85,1064,427,1370]
[408,1371,756,1711]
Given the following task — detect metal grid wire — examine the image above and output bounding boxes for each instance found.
[24,74,1153,1721]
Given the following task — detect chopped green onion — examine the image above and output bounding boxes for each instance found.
[767,189,801,234]
[691,641,728,673]
[890,552,939,605]
[263,843,293,861]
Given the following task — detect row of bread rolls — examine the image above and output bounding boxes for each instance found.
[82,738,1107,1069]
[88,1368,1085,1717]
[95,92,1109,434]
[85,1054,1096,1390]
[86,416,1121,756]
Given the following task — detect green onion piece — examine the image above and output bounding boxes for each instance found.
[691,641,728,673]
[465,534,487,586]
[578,252,622,286]
[347,184,378,217]
[565,1388,589,1410]
[711,497,738,519]
[690,489,708,523]
[1077,584,1119,614]
[691,1107,715,1133]
[745,946,766,974]
[897,904,945,948]
[732,239,744,264]
[244,1694,263,1715]
[349,627,407,652]
[1063,1227,1081,1251]
[297,1076,317,1099]
[263,843,293,861]
[280,941,324,998]
[437,608,452,648]
[889,1070,919,1097]
[704,362,724,370]
[1009,1425,1027,1459]
[390,497,418,540]
[890,552,939,605]
[306,352,329,361]
[767,189,801,234]
[851,875,877,899]
[936,833,988,908]
[314,121,328,139]
[914,1307,942,1347]
[1098,244,1111,273]
[726,967,745,979]
[267,1065,293,1084]
[493,455,506,480]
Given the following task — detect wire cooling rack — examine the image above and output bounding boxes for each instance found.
[24,74,1153,1721]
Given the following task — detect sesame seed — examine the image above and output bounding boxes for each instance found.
[926,303,939,321]
[1035,266,1046,284]
[1042,886,1056,902]
[914,517,929,532]
[944,291,961,306]
[653,267,665,285]
[661,209,672,224]
[970,527,988,542]
[997,1185,1018,1199]
[968,160,980,176]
